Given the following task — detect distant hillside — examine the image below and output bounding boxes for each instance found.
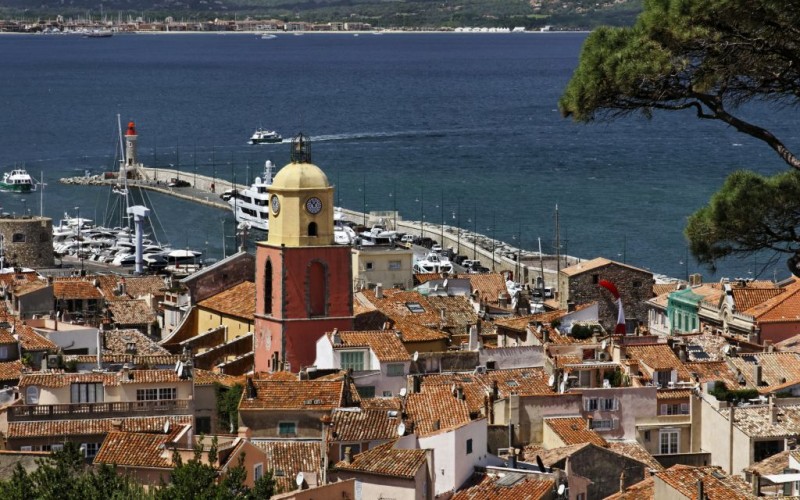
[0,0,642,29]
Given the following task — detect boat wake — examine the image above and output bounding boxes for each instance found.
[307,129,456,143]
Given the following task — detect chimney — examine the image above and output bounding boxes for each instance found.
[764,340,774,353]
[413,375,421,393]
[541,327,549,344]
[344,446,353,464]
[619,471,626,493]
[770,394,778,424]
[246,377,257,399]
[456,385,464,401]
[375,283,383,299]
[433,419,440,431]
[111,419,122,431]
[468,324,478,351]
[697,479,704,500]
[753,364,762,387]
[332,328,341,345]
[492,380,499,398]
[509,448,518,469]
[752,471,761,496]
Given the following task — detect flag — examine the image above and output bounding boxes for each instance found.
[598,280,627,335]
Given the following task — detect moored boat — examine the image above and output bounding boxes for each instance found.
[227,160,274,232]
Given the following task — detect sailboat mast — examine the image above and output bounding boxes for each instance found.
[39,171,44,217]
[555,204,561,275]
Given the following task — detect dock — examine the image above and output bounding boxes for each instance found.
[60,167,579,287]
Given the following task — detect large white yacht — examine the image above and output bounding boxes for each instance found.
[413,252,453,274]
[226,160,274,232]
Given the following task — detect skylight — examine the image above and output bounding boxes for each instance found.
[406,302,425,314]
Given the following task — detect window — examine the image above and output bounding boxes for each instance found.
[592,419,616,431]
[387,363,404,377]
[356,386,375,398]
[254,463,264,482]
[388,260,402,271]
[585,398,598,411]
[632,280,641,288]
[159,388,177,400]
[382,391,393,397]
[196,417,212,434]
[406,302,425,314]
[466,438,473,454]
[51,444,64,452]
[12,233,25,243]
[656,371,672,388]
[659,430,679,454]
[341,351,365,371]
[71,383,104,403]
[20,446,32,452]
[264,259,273,315]
[82,442,100,458]
[660,403,689,416]
[592,274,599,284]
[600,397,618,411]
[307,222,318,237]
[26,386,39,405]
[365,262,374,271]
[644,430,651,442]
[278,422,297,436]
[137,388,158,401]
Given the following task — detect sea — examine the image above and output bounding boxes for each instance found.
[1,31,798,281]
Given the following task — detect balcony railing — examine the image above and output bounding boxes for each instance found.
[8,399,193,421]
[635,414,691,427]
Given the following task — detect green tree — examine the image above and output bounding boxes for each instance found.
[216,383,243,434]
[155,440,220,500]
[560,0,800,169]
[685,169,800,270]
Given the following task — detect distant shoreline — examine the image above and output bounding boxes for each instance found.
[0,29,590,36]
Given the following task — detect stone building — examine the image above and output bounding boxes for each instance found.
[0,216,54,268]
[558,258,654,334]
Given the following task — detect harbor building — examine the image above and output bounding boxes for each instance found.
[254,135,354,373]
[0,215,54,269]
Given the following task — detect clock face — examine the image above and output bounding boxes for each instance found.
[306,197,323,215]
[271,195,280,215]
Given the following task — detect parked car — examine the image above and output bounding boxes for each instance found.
[401,234,415,243]
[431,244,442,253]
[454,255,468,265]
[168,178,191,188]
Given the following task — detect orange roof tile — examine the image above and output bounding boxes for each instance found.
[253,441,321,493]
[197,281,255,320]
[16,324,56,351]
[107,300,156,326]
[331,407,402,442]
[733,287,787,314]
[52,278,102,299]
[0,327,16,345]
[103,329,168,356]
[193,369,242,387]
[544,416,607,447]
[748,279,800,323]
[684,361,740,387]
[239,379,345,410]
[19,369,184,387]
[623,344,690,380]
[727,352,800,393]
[560,257,650,278]
[406,386,472,436]
[453,473,554,500]
[0,360,22,382]
[333,440,426,479]
[93,430,175,468]
[656,389,693,400]
[605,475,655,500]
[606,441,663,471]
[655,465,753,499]
[9,415,192,438]
[333,330,411,362]
[392,319,449,343]
[653,283,679,296]
[744,449,791,476]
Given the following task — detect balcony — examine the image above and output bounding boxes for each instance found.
[8,399,193,421]
[635,414,691,428]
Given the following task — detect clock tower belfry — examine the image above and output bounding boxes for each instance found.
[254,134,354,373]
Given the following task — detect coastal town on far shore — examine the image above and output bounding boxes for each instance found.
[0,124,794,499]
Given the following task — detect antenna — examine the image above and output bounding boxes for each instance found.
[295,472,305,487]
[397,422,406,436]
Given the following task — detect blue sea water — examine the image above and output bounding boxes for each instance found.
[0,32,798,280]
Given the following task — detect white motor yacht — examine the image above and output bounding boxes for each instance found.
[249,129,282,145]
[228,160,273,232]
[413,252,454,274]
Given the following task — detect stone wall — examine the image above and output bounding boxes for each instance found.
[559,262,654,334]
[0,217,54,268]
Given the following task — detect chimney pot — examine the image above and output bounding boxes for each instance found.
[375,283,383,299]
[344,446,353,464]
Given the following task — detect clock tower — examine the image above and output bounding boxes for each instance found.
[254,134,354,373]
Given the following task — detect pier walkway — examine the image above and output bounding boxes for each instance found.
[60,167,578,287]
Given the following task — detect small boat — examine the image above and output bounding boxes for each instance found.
[261,33,277,39]
[249,129,283,145]
[0,169,36,193]
[413,252,453,274]
[84,30,113,38]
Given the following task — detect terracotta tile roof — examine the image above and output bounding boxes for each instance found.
[544,416,607,447]
[52,278,102,299]
[123,276,168,299]
[606,441,663,471]
[605,475,655,500]
[9,415,192,438]
[331,407,402,442]
[16,324,56,351]
[0,328,16,345]
[421,368,555,413]
[684,333,730,361]
[360,397,402,410]
[648,292,670,308]
[239,379,345,410]
[406,386,472,436]
[747,279,800,323]
[524,442,588,466]
[623,344,691,380]
[93,430,175,469]
[684,361,739,387]
[358,289,442,325]
[452,473,554,499]
[333,440,426,479]
[560,257,650,278]
[734,287,787,315]
[653,283,679,297]
[424,295,479,329]
[65,354,180,366]
[332,330,411,362]
[107,300,156,326]
[253,441,321,493]
[197,281,256,320]
[655,465,754,499]
[744,449,791,476]
[727,352,800,393]
[393,319,449,343]
[19,369,184,387]
[0,270,39,287]
[0,360,23,382]
[719,404,800,438]
[103,329,168,356]
[775,333,800,353]
[656,389,693,400]
[552,354,582,369]
[193,369,242,387]
[14,280,48,296]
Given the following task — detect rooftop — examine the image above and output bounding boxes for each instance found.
[544,416,607,447]
[727,351,800,393]
[330,330,411,362]
[52,278,103,300]
[330,407,402,442]
[452,472,554,499]
[333,440,427,479]
[560,257,651,278]
[655,465,754,499]
[106,300,157,326]
[254,440,321,493]
[93,429,176,469]
[719,404,800,438]
[8,415,192,438]
[239,378,345,411]
[197,281,256,320]
[406,386,472,436]
[605,475,655,500]
[103,328,168,356]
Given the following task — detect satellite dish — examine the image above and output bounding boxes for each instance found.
[295,472,305,487]
[163,421,171,434]
[413,351,419,362]
[399,387,407,397]
[559,380,566,394]
[548,375,555,387]
[723,344,731,355]
[177,364,184,378]
[174,360,182,373]
[601,339,607,350]
[557,483,566,496]
[397,422,406,436]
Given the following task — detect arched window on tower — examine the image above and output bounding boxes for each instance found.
[308,222,318,237]
[264,259,273,315]
[308,261,327,317]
